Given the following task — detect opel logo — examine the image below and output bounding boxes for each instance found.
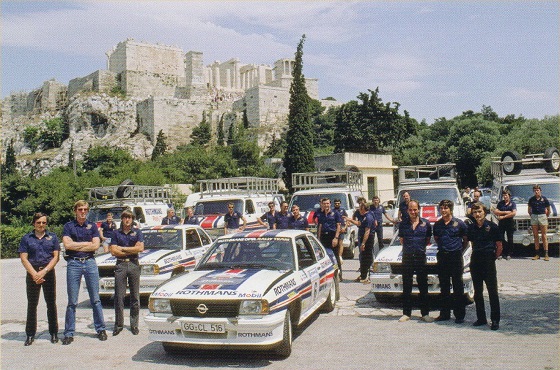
[197,304,208,314]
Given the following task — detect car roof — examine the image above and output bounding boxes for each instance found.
[217,229,311,241]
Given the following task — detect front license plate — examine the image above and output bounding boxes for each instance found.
[182,322,226,333]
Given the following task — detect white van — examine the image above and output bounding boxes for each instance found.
[183,177,285,239]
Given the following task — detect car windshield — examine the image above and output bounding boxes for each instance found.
[142,229,184,250]
[506,183,560,204]
[87,206,129,223]
[194,199,243,215]
[197,238,295,271]
[290,193,349,212]
[398,187,461,205]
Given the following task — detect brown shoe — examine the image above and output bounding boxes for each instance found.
[532,254,540,260]
[544,254,550,261]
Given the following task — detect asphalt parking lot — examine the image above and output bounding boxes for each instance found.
[1,255,558,369]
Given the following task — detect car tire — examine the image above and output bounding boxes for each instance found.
[544,147,560,173]
[116,179,135,198]
[274,310,292,358]
[322,276,339,312]
[500,151,522,175]
[91,188,113,200]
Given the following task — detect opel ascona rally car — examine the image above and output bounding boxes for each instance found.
[144,229,340,358]
[96,225,212,297]
[371,235,474,302]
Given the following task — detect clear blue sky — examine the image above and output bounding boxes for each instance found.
[2,1,558,123]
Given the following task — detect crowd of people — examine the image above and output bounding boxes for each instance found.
[18,185,553,345]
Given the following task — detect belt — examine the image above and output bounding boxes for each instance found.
[116,257,138,262]
[69,256,92,262]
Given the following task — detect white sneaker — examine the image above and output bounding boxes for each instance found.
[398,315,411,322]
[421,315,434,323]
[506,255,511,260]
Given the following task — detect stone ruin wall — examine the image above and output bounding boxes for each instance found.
[67,70,117,98]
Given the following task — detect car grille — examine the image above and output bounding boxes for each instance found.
[98,266,115,278]
[390,264,439,275]
[170,299,240,318]
[516,217,559,231]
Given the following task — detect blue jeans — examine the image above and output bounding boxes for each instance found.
[64,258,105,337]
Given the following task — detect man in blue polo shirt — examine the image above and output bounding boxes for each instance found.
[257,201,277,229]
[274,201,291,230]
[161,208,181,225]
[110,210,144,336]
[466,202,502,330]
[528,185,551,261]
[433,199,468,324]
[398,199,433,323]
[224,202,246,234]
[369,196,395,250]
[397,191,411,225]
[61,200,107,345]
[288,204,309,231]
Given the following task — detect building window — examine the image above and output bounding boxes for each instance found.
[367,177,377,200]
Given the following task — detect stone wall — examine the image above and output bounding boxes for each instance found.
[68,70,117,98]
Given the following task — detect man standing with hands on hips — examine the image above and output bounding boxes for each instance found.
[61,200,107,345]
[110,210,144,336]
[528,185,551,261]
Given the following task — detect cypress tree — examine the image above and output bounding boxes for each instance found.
[152,130,168,160]
[217,114,225,146]
[282,35,315,191]
[2,139,17,175]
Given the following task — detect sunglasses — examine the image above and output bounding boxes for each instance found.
[77,208,89,211]
[35,221,47,224]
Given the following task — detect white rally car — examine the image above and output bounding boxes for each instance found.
[144,229,339,358]
[96,225,213,297]
[370,235,474,303]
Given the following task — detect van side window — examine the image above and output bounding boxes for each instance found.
[245,200,255,214]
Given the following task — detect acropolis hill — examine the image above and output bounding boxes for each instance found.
[1,38,341,176]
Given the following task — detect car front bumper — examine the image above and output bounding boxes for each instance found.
[370,273,473,295]
[144,310,286,348]
[98,275,170,297]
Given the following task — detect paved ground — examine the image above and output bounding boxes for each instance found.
[1,255,558,369]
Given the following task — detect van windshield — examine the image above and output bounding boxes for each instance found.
[290,193,349,212]
[398,187,461,205]
[506,183,560,204]
[194,199,243,215]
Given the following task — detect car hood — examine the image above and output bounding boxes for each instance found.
[95,249,183,266]
[374,244,439,264]
[151,268,293,299]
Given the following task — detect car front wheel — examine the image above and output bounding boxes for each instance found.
[274,310,292,358]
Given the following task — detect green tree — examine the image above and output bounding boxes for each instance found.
[151,130,168,160]
[83,146,133,178]
[217,114,225,146]
[23,126,41,153]
[282,35,315,191]
[190,113,212,146]
[2,139,17,175]
[242,109,250,129]
[42,117,65,148]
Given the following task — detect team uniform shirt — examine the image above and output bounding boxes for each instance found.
[259,211,277,229]
[496,200,517,225]
[433,217,468,252]
[275,212,291,230]
[399,201,410,223]
[100,220,117,240]
[317,209,343,234]
[183,216,199,225]
[112,228,144,259]
[63,220,100,259]
[369,204,387,229]
[399,217,432,254]
[466,220,501,253]
[161,215,181,225]
[288,215,309,230]
[357,212,375,242]
[224,211,243,229]
[18,231,60,267]
[528,196,550,215]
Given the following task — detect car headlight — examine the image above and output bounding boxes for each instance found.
[372,262,391,273]
[239,300,269,315]
[141,264,159,275]
[148,298,172,313]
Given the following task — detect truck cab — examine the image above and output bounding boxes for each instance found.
[289,171,363,259]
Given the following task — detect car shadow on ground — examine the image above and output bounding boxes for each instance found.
[130,314,318,366]
[355,290,559,335]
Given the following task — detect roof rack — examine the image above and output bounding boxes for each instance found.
[197,177,279,197]
[491,150,560,181]
[87,185,172,205]
[398,164,457,185]
[292,171,362,191]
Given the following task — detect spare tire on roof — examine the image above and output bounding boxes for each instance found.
[91,188,113,200]
[500,151,522,175]
[428,164,455,180]
[116,179,134,198]
[544,147,560,173]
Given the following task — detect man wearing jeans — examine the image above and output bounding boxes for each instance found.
[61,200,107,345]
